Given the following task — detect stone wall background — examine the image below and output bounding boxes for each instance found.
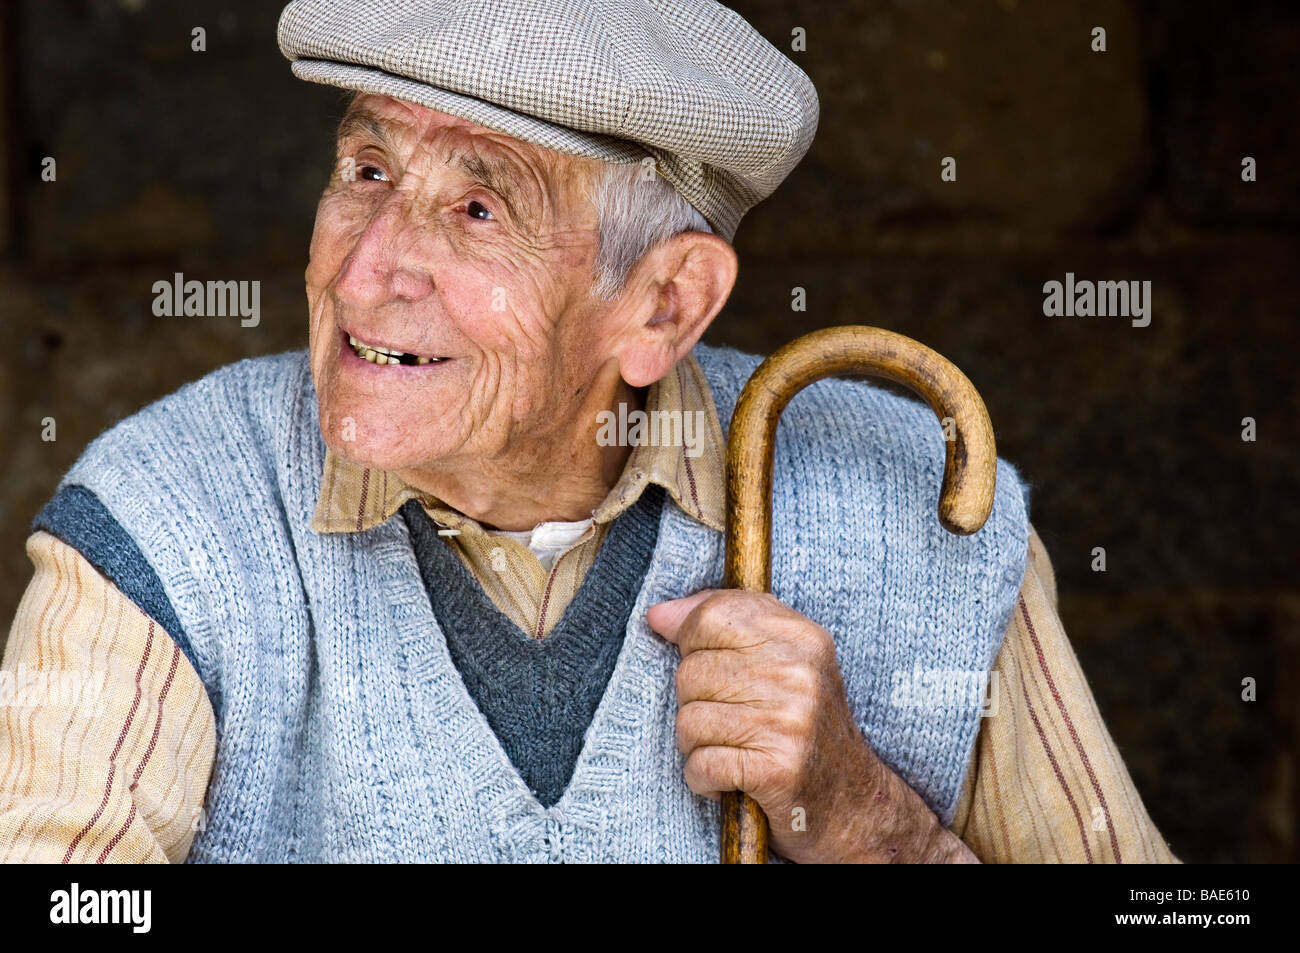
[1,0,1296,862]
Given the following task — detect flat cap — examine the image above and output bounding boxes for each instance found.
[277,0,818,241]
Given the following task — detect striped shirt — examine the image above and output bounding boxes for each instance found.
[0,354,1176,862]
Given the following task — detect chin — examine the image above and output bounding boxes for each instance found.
[318,397,451,473]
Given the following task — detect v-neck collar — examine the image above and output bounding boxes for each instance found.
[362,482,725,858]
[399,485,667,807]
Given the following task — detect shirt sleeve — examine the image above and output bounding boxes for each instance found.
[948,526,1179,863]
[0,531,216,863]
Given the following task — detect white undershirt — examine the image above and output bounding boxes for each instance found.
[486,518,594,572]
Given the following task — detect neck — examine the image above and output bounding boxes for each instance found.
[397,367,645,532]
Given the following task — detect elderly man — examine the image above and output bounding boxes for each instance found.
[0,0,1175,863]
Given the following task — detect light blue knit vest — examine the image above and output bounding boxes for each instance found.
[57,343,1029,862]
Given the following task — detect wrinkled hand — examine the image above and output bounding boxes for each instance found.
[647,589,978,864]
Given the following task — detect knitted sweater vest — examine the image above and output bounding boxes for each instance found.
[53,343,1030,862]
[402,486,666,808]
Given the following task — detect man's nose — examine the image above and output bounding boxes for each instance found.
[333,194,435,308]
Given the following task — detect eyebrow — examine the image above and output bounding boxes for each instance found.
[449,151,537,224]
[335,107,539,227]
[335,109,401,156]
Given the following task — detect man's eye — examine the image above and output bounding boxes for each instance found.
[359,165,389,182]
[467,200,494,221]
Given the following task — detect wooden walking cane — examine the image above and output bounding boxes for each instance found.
[721,325,999,864]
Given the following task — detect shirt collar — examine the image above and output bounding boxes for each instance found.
[310,350,726,536]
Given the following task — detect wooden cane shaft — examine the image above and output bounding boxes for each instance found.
[721,325,998,864]
[720,790,768,865]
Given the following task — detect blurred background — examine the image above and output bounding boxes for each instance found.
[1,0,1296,862]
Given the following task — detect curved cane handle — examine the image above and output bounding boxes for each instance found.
[721,325,998,864]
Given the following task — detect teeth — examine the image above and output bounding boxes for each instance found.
[348,333,444,366]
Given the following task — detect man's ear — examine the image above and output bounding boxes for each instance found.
[614,231,738,388]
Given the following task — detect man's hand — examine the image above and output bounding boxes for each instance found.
[647,589,979,864]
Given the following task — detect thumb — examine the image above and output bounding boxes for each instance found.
[646,589,717,643]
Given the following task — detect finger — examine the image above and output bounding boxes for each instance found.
[672,590,781,656]
[646,589,717,644]
[675,648,764,705]
[683,744,753,801]
[676,700,764,756]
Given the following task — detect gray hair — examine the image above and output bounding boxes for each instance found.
[587,161,713,299]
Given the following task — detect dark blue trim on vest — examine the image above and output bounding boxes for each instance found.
[32,484,201,680]
[402,483,666,808]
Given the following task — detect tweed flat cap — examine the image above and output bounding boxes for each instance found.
[277,0,818,240]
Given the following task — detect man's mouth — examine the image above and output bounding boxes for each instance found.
[347,333,447,366]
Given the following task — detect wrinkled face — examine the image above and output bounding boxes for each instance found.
[306,93,616,473]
